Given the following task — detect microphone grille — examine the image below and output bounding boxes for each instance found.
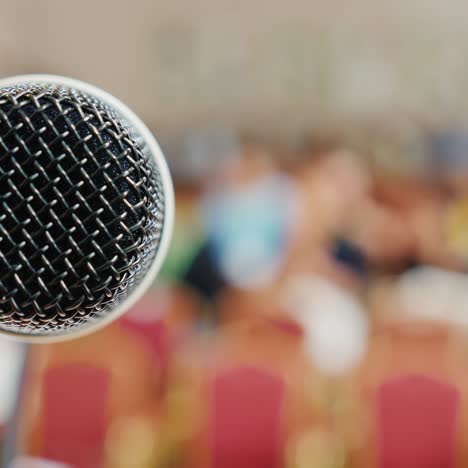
[0,79,168,339]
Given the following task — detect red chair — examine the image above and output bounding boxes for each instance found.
[210,366,285,468]
[350,322,468,468]
[377,374,460,468]
[41,364,111,468]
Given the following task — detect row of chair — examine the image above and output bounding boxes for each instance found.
[20,293,468,468]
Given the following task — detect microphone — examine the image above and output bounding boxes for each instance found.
[0,75,174,342]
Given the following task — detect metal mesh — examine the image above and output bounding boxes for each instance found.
[0,83,164,336]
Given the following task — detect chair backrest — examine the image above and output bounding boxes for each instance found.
[210,366,285,468]
[377,374,460,468]
[42,364,111,468]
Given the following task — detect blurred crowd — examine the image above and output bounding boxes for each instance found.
[7,140,468,468]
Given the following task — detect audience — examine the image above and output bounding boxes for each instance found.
[13,141,468,468]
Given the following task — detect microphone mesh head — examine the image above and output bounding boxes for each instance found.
[0,78,168,339]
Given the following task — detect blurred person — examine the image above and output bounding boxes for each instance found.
[291,147,372,251]
[373,174,466,270]
[285,147,374,290]
[203,144,298,290]
[290,149,448,275]
[327,166,416,272]
[186,143,298,308]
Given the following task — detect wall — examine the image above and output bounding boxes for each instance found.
[1,0,468,140]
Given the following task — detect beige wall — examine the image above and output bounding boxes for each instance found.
[1,0,468,139]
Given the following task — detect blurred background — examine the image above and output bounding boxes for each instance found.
[3,0,468,467]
